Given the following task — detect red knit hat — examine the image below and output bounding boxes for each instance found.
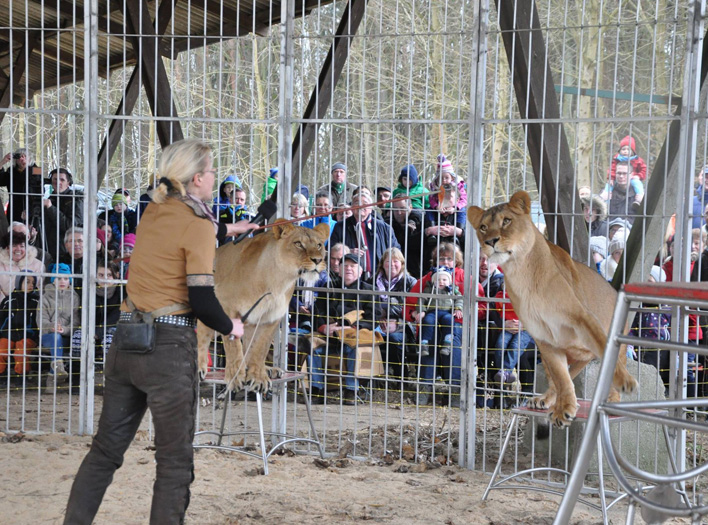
[96,228,106,247]
[619,135,636,152]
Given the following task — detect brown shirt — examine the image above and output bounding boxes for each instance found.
[125,197,215,314]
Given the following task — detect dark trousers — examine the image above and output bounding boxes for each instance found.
[64,324,198,525]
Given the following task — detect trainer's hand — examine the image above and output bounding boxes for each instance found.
[225,221,259,237]
[229,318,245,339]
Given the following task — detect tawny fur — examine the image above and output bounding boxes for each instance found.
[467,191,637,428]
[197,221,329,393]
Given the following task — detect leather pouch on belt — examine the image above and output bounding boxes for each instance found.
[111,311,155,354]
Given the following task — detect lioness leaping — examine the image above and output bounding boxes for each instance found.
[467,191,637,428]
[197,221,329,393]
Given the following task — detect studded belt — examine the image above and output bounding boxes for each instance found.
[119,311,197,328]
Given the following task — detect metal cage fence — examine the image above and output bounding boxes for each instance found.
[0,3,707,511]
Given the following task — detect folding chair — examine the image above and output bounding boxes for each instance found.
[556,282,708,524]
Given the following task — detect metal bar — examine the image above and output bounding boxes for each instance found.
[463,0,490,470]
[553,84,679,106]
[495,0,587,257]
[80,0,100,435]
[616,335,708,357]
[554,290,630,524]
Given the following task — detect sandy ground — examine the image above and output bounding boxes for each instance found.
[2,430,632,525]
[0,381,699,524]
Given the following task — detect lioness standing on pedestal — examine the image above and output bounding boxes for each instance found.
[197,221,329,393]
[467,191,636,428]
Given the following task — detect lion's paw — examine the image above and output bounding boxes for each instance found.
[246,368,272,394]
[528,390,556,411]
[197,351,210,381]
[266,366,284,380]
[225,361,247,393]
[607,388,621,403]
[616,369,638,394]
[549,398,579,429]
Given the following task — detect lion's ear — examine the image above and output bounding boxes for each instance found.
[467,206,484,229]
[508,191,531,215]
[272,219,295,239]
[313,222,330,242]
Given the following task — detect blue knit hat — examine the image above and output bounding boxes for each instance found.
[331,162,347,173]
[269,167,279,178]
[399,164,419,186]
[50,263,72,284]
[431,266,453,286]
[293,184,310,200]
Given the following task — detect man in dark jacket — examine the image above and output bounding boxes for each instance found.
[608,163,639,224]
[390,199,424,278]
[329,192,400,282]
[308,253,375,405]
[316,162,357,208]
[0,148,45,230]
[43,168,84,260]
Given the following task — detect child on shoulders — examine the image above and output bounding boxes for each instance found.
[392,164,429,210]
[601,135,647,205]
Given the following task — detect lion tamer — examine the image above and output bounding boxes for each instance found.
[467,191,637,428]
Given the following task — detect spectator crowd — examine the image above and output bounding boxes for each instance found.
[1,135,707,410]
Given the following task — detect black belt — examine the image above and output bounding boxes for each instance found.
[119,311,196,328]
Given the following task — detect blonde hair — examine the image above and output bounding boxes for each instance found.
[377,247,406,277]
[151,139,212,204]
[290,193,310,216]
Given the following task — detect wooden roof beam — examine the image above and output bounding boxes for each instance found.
[0,30,39,126]
[291,0,369,189]
[97,0,179,187]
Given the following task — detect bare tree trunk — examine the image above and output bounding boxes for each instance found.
[253,38,269,178]
[429,8,448,157]
[487,63,510,206]
[575,3,601,188]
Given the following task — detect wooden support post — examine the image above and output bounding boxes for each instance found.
[97,0,178,187]
[123,0,183,149]
[496,0,586,257]
[290,0,369,189]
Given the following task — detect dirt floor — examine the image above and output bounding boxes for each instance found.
[0,430,636,525]
[0,379,702,524]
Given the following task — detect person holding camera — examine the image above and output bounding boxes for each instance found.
[0,148,45,230]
